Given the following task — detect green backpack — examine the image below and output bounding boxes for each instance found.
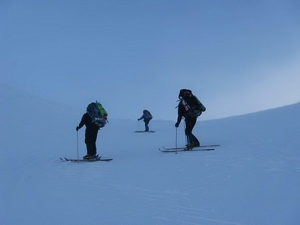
[86,101,108,128]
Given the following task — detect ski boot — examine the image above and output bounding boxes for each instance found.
[184,144,194,150]
[83,154,100,160]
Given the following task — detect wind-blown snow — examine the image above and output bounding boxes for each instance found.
[1,85,299,225]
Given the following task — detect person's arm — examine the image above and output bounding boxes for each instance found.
[138,114,144,120]
[76,113,87,130]
[175,104,183,127]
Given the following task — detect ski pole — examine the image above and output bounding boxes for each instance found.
[138,120,141,131]
[175,127,178,154]
[76,130,79,160]
[185,122,187,146]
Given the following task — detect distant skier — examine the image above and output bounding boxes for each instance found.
[138,110,153,131]
[175,89,206,150]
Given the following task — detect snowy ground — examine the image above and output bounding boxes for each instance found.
[1,85,300,225]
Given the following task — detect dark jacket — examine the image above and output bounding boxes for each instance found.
[176,95,206,124]
[176,101,186,125]
[138,110,152,122]
[78,113,99,140]
[78,113,98,129]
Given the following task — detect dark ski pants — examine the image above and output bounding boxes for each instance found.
[86,142,97,156]
[144,119,151,131]
[85,129,98,156]
[185,117,200,146]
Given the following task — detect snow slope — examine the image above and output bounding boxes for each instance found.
[1,85,300,225]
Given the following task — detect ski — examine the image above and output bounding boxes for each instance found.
[159,147,215,153]
[135,131,155,133]
[161,144,220,151]
[60,157,113,162]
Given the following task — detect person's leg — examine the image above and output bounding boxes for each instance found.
[145,119,150,131]
[87,142,97,156]
[190,134,200,147]
[85,130,98,156]
[185,117,199,147]
[85,142,94,155]
[91,130,98,155]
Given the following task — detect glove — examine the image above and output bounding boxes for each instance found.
[76,126,79,131]
[175,122,179,128]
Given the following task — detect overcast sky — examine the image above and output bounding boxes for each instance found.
[1,0,300,120]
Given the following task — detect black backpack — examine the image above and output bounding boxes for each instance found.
[144,110,153,120]
[179,89,206,118]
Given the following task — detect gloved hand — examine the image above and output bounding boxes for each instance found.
[76,126,80,131]
[175,122,179,128]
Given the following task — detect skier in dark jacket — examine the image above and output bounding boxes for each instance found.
[138,110,153,131]
[175,89,206,150]
[76,113,99,159]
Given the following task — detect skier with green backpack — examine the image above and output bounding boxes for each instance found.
[76,101,108,159]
